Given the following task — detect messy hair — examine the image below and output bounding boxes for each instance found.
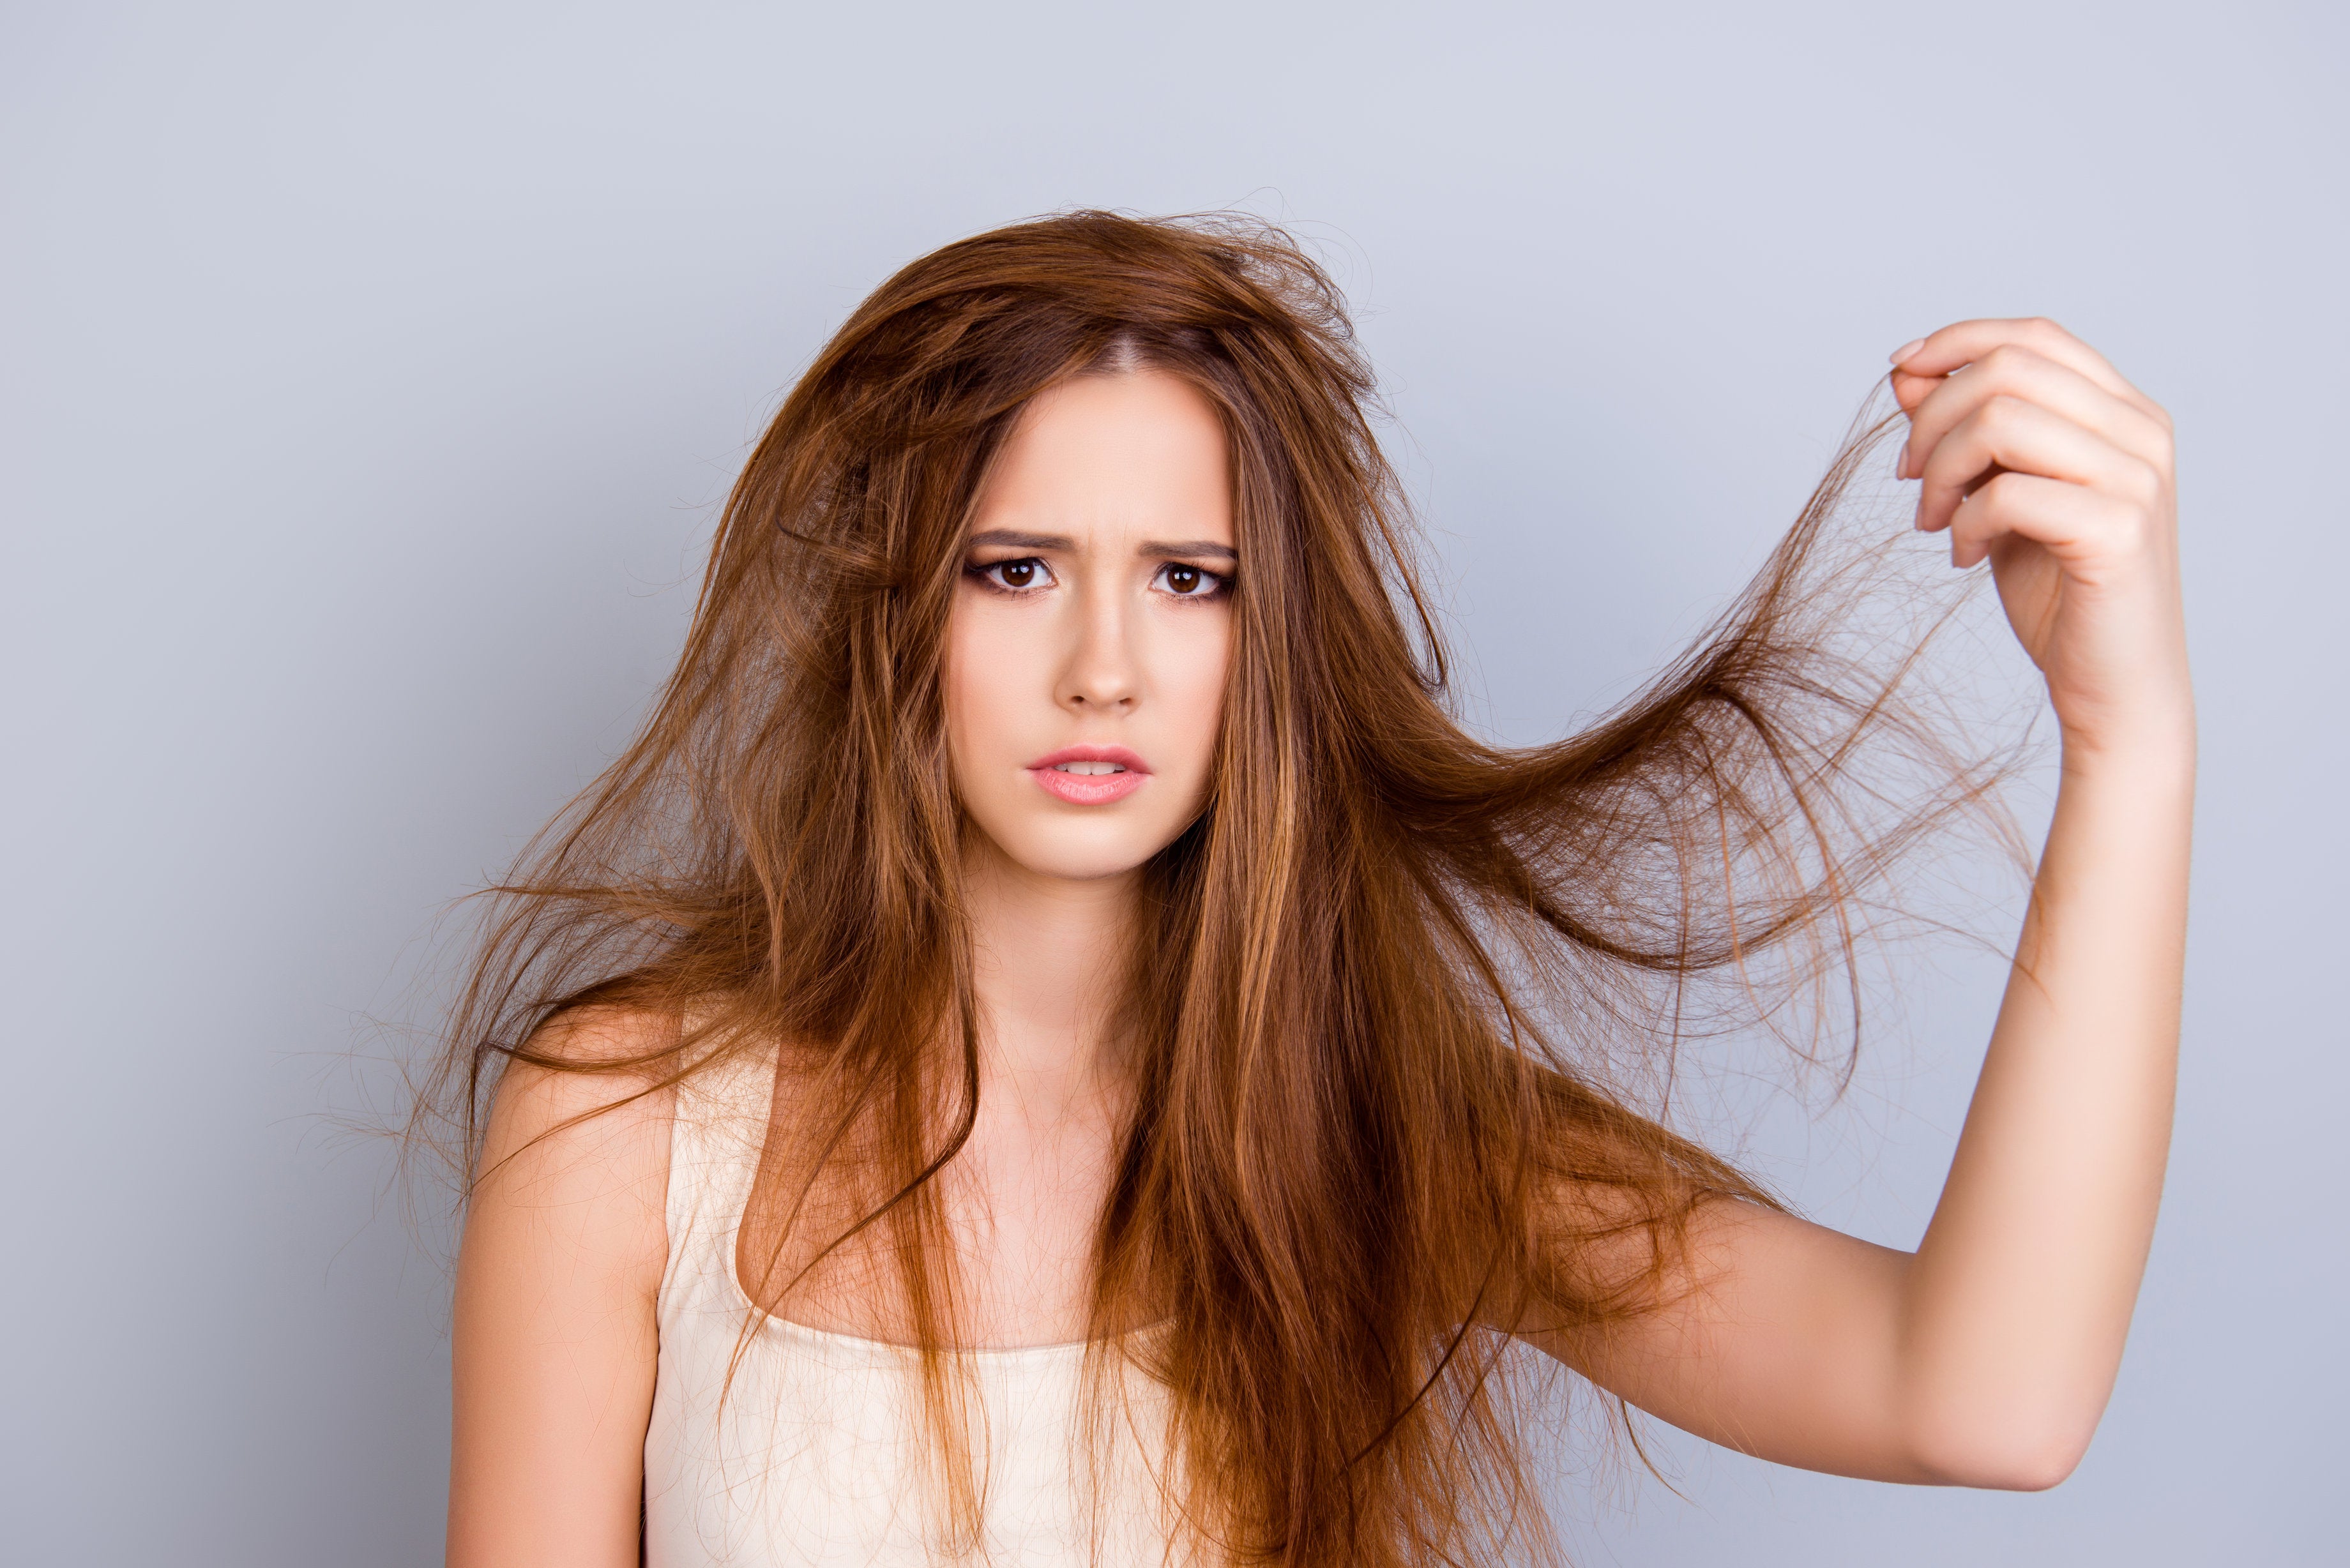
[418,209,2003,1564]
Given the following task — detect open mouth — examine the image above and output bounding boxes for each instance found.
[1026,746,1149,805]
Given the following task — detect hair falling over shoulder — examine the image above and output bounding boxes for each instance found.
[414,210,2015,1565]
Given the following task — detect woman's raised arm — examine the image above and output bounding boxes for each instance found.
[446,1013,674,1565]
[1524,318,2192,1489]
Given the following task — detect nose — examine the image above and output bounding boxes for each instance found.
[1058,575,1140,714]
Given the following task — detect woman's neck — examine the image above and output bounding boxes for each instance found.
[959,837,1138,1119]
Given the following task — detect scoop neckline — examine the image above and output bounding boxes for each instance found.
[725,1227,1168,1364]
[761,1311,1141,1362]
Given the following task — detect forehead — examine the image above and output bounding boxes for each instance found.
[973,369,1234,545]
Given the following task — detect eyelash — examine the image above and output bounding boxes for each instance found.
[962,557,1233,601]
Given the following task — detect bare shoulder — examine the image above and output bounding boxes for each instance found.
[469,1004,683,1290]
[483,1004,679,1138]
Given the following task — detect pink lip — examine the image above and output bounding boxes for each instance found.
[1026,744,1151,806]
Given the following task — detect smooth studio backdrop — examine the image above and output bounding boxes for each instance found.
[3,4,2340,1562]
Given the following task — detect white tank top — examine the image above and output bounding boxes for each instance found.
[642,1051,1186,1567]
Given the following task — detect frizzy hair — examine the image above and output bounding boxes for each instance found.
[418,209,2006,1564]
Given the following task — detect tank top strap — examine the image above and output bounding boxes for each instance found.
[659,1046,777,1318]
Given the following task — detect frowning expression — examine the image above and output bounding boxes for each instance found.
[943,369,1234,883]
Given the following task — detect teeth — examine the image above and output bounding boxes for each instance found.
[1055,761,1126,776]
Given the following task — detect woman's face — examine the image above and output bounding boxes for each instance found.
[944,368,1235,885]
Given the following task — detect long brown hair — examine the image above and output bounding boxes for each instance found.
[421,209,2003,1564]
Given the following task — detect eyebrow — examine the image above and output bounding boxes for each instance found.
[966,527,1238,564]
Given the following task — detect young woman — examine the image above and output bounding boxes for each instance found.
[435,211,2190,1567]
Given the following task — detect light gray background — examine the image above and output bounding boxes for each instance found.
[4,3,2341,1563]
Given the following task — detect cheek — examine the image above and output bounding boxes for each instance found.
[1156,617,1232,776]
[944,601,1023,767]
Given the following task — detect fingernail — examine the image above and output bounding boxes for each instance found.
[1888,338,1926,366]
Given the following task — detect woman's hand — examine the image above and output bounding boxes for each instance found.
[1890,319,2190,756]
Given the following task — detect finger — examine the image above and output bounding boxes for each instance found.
[1898,344,2171,480]
[1890,368,1941,414]
[1889,318,2162,423]
[1946,469,2138,571]
[1914,396,2159,538]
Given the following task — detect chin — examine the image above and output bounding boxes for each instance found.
[982,817,1176,884]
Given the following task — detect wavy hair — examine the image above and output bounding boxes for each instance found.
[418,209,2003,1565]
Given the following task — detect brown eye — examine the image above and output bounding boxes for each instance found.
[1151,561,1227,598]
[966,555,1054,593]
